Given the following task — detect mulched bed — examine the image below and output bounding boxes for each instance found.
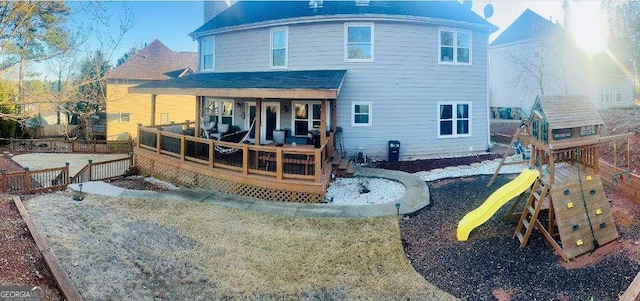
[400,174,640,300]
[370,153,501,174]
[0,196,63,300]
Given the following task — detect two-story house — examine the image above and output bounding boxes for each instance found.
[106,40,198,140]
[130,1,497,202]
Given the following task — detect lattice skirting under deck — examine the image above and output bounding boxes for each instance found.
[135,154,325,203]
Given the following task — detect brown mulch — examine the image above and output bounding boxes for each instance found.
[0,196,64,300]
[399,174,640,300]
[106,176,169,191]
[370,153,502,174]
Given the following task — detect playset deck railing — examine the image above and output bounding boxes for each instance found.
[137,126,333,183]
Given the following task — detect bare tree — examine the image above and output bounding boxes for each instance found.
[603,1,640,90]
[508,34,572,105]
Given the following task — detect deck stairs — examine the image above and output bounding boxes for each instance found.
[331,151,355,177]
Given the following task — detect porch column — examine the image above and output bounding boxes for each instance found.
[320,99,327,145]
[150,94,157,126]
[195,96,202,136]
[255,98,262,145]
[331,99,337,132]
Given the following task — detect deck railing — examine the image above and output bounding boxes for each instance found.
[70,156,134,184]
[138,126,333,182]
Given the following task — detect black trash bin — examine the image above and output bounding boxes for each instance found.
[388,140,400,162]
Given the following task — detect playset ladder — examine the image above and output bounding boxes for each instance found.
[488,123,529,187]
[514,180,549,248]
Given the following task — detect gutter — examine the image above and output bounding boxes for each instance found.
[190,14,498,38]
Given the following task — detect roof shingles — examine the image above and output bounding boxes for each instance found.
[192,1,496,36]
[107,39,198,81]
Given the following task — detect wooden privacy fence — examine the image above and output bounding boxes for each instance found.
[0,166,69,194]
[1,138,133,153]
[70,156,134,184]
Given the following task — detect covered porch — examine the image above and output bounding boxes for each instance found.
[129,70,346,202]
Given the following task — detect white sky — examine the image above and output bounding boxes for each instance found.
[472,0,605,42]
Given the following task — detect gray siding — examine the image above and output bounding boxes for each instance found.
[207,20,490,159]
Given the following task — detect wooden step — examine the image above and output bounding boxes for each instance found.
[522,219,531,230]
[515,232,524,243]
[338,159,348,170]
[528,205,536,215]
[332,153,342,165]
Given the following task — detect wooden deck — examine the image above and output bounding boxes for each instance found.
[134,127,334,202]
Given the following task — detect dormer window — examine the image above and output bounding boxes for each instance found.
[270,27,288,69]
[201,36,215,71]
[345,23,374,62]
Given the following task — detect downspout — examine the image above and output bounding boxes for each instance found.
[486,37,492,151]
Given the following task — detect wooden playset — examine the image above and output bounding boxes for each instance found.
[494,95,623,261]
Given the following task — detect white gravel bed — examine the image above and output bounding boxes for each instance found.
[415,154,529,182]
[327,177,406,205]
[144,176,179,190]
[12,153,129,175]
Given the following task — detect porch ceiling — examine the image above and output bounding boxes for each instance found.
[128,69,346,99]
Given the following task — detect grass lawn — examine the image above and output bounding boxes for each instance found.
[26,193,456,300]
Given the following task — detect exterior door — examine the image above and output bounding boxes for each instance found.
[261,103,280,143]
[246,102,257,139]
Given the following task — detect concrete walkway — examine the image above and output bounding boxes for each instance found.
[67,167,429,218]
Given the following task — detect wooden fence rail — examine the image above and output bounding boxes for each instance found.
[70,156,133,184]
[0,138,133,154]
[0,166,69,194]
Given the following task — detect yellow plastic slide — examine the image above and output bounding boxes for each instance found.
[456,169,540,241]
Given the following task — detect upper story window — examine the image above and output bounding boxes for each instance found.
[439,28,471,65]
[201,36,215,71]
[345,23,374,62]
[270,27,288,69]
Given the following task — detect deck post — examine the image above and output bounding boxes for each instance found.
[150,94,157,126]
[180,135,186,161]
[242,144,249,175]
[276,147,283,180]
[314,149,321,182]
[320,99,327,146]
[209,140,214,168]
[255,98,262,145]
[195,96,201,136]
[593,146,599,174]
[156,128,162,154]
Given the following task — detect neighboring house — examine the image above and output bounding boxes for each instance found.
[489,5,634,116]
[106,39,198,140]
[132,1,497,159]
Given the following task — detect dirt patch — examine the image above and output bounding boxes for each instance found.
[106,176,170,191]
[400,175,640,300]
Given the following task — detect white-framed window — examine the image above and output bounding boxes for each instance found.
[438,102,471,138]
[119,112,130,123]
[160,113,169,124]
[439,28,471,65]
[351,101,372,126]
[201,36,215,71]
[203,97,233,126]
[291,101,331,136]
[270,27,288,69]
[345,23,374,62]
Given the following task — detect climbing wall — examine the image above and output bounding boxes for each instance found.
[550,174,619,259]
